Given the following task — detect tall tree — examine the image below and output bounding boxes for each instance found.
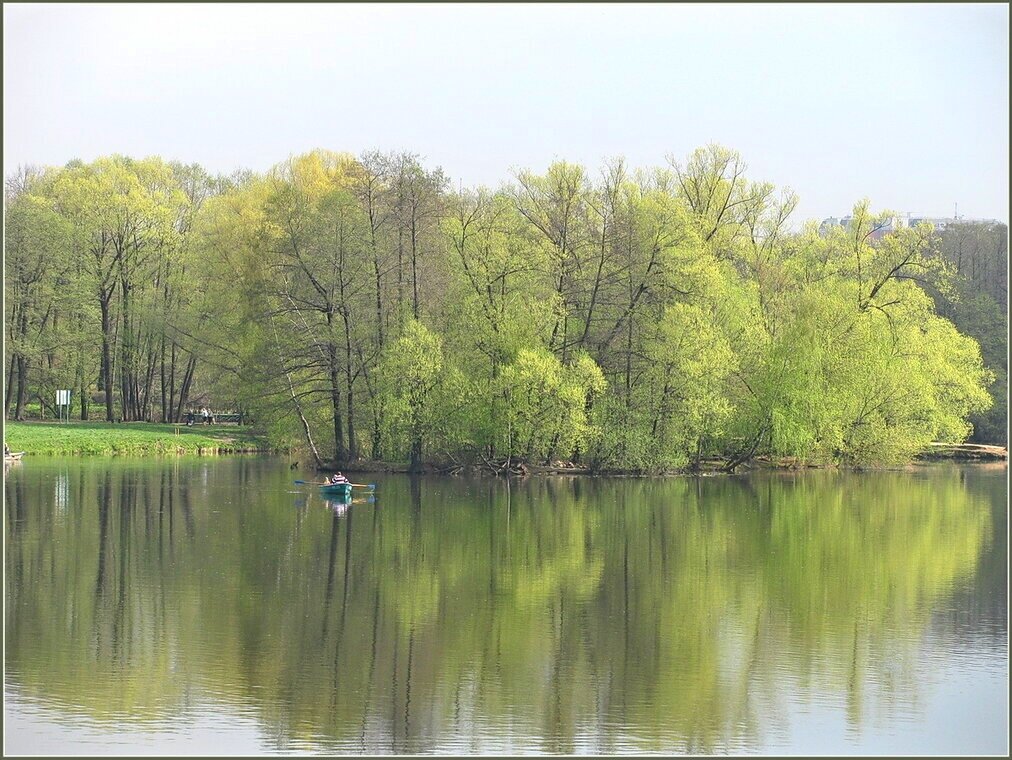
[4,177,71,419]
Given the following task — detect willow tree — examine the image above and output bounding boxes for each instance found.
[716,204,994,467]
[378,319,445,471]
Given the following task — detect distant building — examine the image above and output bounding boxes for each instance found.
[819,212,1000,240]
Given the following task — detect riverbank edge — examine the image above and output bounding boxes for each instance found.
[314,443,1008,477]
[5,445,279,457]
[6,423,1004,470]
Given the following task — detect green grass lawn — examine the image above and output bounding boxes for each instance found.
[4,421,274,456]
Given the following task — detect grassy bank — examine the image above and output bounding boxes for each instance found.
[3,421,274,456]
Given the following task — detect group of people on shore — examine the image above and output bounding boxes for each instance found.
[185,407,215,426]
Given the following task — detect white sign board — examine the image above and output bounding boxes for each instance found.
[56,389,71,406]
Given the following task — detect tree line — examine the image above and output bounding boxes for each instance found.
[4,146,1004,469]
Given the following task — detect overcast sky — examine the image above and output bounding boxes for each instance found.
[3,3,1008,225]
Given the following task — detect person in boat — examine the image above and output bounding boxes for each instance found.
[4,443,11,457]
[330,472,349,485]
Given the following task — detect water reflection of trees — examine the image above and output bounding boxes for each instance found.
[4,462,997,752]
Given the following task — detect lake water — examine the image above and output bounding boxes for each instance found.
[4,457,1007,755]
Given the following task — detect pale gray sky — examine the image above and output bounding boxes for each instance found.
[3,3,1008,225]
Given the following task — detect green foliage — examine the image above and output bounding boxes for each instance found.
[378,319,445,464]
[928,222,1008,445]
[712,204,995,469]
[497,348,606,463]
[4,185,78,415]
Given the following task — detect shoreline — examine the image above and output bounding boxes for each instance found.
[316,445,1008,477]
[5,421,1006,473]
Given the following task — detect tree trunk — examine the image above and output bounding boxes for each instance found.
[371,404,382,461]
[270,316,323,468]
[341,312,358,460]
[168,342,178,422]
[411,215,420,319]
[409,439,423,473]
[373,251,384,349]
[5,354,16,418]
[345,385,357,460]
[360,362,382,461]
[174,355,197,423]
[15,356,28,420]
[77,362,89,421]
[160,335,168,422]
[120,278,133,421]
[120,362,130,421]
[397,225,405,317]
[100,296,115,421]
[625,314,633,399]
[329,343,347,461]
[409,405,423,473]
[142,345,158,421]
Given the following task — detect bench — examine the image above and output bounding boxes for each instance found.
[182,413,244,425]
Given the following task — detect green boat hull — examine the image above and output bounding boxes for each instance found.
[320,482,352,498]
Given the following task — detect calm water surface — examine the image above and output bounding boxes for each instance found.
[4,457,1008,755]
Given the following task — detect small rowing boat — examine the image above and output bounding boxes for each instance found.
[319,482,352,498]
[4,451,25,462]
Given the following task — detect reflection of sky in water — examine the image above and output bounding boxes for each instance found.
[777,656,1007,756]
[54,472,69,515]
[5,689,272,756]
[6,649,1006,756]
